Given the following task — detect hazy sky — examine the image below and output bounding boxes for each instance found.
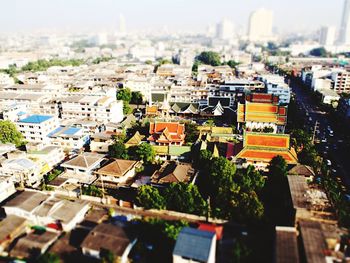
[0,0,345,34]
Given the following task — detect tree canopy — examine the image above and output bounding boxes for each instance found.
[136,185,166,210]
[196,51,221,66]
[108,140,128,159]
[267,155,288,180]
[117,87,132,102]
[132,143,155,163]
[184,122,199,143]
[164,183,206,216]
[0,120,24,146]
[310,47,328,57]
[130,91,143,105]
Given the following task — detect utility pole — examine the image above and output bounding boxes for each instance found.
[312,120,319,145]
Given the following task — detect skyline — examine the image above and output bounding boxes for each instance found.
[0,0,346,34]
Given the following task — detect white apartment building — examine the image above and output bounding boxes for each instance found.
[49,126,89,150]
[0,158,42,187]
[0,73,14,85]
[124,77,153,99]
[248,8,274,42]
[319,26,336,46]
[59,95,124,124]
[16,115,59,145]
[0,103,28,122]
[258,75,291,104]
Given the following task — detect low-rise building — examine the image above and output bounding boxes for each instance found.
[0,158,42,187]
[237,93,288,133]
[49,126,89,151]
[236,132,298,170]
[16,115,59,145]
[10,231,60,259]
[151,161,196,185]
[60,153,105,184]
[148,122,185,146]
[81,223,137,262]
[95,159,140,185]
[173,227,216,263]
[3,191,90,232]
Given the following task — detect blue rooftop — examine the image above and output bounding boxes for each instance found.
[19,115,53,124]
[63,127,80,135]
[173,227,215,262]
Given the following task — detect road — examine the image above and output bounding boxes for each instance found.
[290,79,350,194]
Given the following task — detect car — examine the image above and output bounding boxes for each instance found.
[321,138,327,143]
[326,159,332,166]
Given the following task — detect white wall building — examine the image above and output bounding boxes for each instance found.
[16,115,59,145]
[248,9,274,42]
[216,19,234,40]
[339,0,350,45]
[59,95,124,124]
[319,26,336,46]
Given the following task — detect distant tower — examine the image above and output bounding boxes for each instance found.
[248,8,273,42]
[339,0,350,45]
[319,26,336,46]
[119,14,126,35]
[216,19,234,40]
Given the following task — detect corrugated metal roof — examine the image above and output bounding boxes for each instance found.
[173,227,215,262]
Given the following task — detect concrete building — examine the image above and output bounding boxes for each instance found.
[16,115,59,145]
[216,19,234,40]
[248,8,274,42]
[339,0,350,45]
[173,227,216,263]
[331,70,350,93]
[59,95,124,124]
[319,26,336,46]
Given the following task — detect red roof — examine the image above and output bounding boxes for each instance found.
[148,122,185,144]
[198,223,223,240]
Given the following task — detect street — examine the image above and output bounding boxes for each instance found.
[290,79,350,194]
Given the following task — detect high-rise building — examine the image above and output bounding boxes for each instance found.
[216,19,234,40]
[119,14,126,35]
[248,9,273,42]
[319,26,336,46]
[339,0,350,45]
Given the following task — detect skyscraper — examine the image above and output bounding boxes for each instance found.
[319,26,336,46]
[248,9,273,42]
[119,14,126,35]
[339,0,350,45]
[216,19,234,40]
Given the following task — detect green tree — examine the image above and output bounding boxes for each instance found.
[100,248,116,263]
[196,149,213,170]
[164,183,206,216]
[108,140,128,159]
[0,120,24,146]
[298,144,319,169]
[137,185,166,210]
[267,155,288,180]
[123,101,133,115]
[131,91,143,105]
[37,252,60,263]
[196,51,221,66]
[226,60,240,69]
[117,87,132,102]
[184,122,199,143]
[208,157,236,195]
[310,47,328,57]
[290,129,311,152]
[192,61,200,73]
[134,143,155,163]
[235,165,265,192]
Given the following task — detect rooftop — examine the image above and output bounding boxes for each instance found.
[173,227,215,262]
[18,115,53,124]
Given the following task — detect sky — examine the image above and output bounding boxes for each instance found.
[0,0,345,34]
